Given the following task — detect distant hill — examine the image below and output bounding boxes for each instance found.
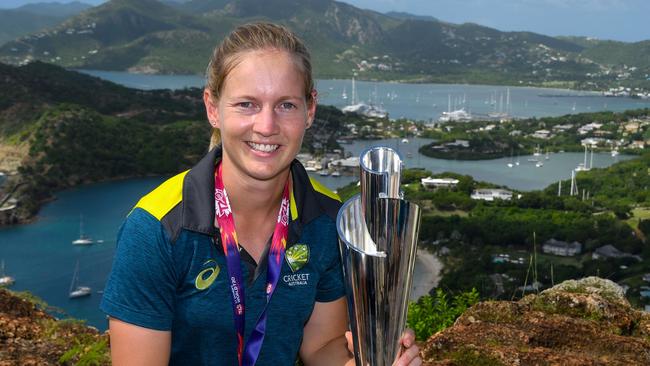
[15,1,92,17]
[384,11,439,22]
[0,2,92,46]
[0,0,648,89]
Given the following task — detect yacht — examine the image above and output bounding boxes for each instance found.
[341,74,388,118]
[0,260,15,287]
[342,103,388,118]
[401,138,409,144]
[439,108,472,122]
[69,260,91,299]
[535,161,544,168]
[331,170,341,177]
[72,214,93,245]
[318,170,329,176]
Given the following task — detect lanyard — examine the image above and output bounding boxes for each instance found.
[214,163,290,366]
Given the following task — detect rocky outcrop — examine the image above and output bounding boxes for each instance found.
[421,277,650,365]
[0,289,109,365]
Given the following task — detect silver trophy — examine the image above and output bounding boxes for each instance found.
[337,146,422,366]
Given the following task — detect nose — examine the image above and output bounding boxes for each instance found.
[252,105,280,136]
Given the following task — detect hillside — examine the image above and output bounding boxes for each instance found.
[0,2,91,46]
[0,61,363,226]
[0,288,110,365]
[0,0,648,89]
[421,277,650,365]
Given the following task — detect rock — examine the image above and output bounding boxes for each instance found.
[421,277,650,365]
[0,289,109,365]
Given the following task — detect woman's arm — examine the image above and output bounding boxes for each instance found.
[299,297,354,366]
[108,317,172,366]
[299,298,422,366]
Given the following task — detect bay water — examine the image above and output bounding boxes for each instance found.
[78,70,650,121]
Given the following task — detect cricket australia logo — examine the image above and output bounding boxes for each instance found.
[285,244,309,273]
[214,188,231,217]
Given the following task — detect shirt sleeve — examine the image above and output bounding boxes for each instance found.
[315,222,346,302]
[100,208,178,331]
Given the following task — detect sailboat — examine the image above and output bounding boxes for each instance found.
[69,260,91,298]
[506,149,514,168]
[575,144,592,172]
[0,260,15,287]
[72,214,93,245]
[341,76,388,118]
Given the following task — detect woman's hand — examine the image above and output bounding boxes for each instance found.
[345,329,422,366]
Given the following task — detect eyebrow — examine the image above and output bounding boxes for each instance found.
[228,94,304,101]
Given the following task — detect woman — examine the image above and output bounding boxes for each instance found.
[101,22,421,365]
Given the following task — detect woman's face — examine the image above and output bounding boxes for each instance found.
[205,49,315,183]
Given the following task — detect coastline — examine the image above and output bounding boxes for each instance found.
[411,248,443,300]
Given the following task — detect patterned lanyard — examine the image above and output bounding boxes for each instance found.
[213,163,290,366]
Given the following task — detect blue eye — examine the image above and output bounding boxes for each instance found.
[237,102,254,109]
[278,102,297,111]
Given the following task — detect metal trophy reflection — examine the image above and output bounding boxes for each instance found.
[337,146,422,366]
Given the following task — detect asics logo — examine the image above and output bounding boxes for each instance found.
[195,259,220,290]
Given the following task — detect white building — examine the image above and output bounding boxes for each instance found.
[470,189,513,201]
[542,239,582,257]
[531,129,552,139]
[421,177,459,189]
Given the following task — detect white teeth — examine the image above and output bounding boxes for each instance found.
[248,142,279,152]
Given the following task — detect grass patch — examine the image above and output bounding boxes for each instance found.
[627,207,650,229]
[447,347,504,366]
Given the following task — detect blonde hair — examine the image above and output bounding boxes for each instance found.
[206,22,315,150]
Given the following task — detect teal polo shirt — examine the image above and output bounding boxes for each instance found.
[100,148,345,365]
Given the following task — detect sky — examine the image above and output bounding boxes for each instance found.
[1,0,648,43]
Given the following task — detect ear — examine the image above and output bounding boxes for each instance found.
[305,89,317,129]
[203,89,220,128]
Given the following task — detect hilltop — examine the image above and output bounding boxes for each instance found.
[0,0,648,90]
[421,277,650,365]
[2,278,648,365]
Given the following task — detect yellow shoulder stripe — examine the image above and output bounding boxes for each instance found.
[132,170,189,220]
[309,177,341,202]
[290,188,298,221]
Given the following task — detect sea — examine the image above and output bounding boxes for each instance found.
[78,70,650,121]
[0,72,644,331]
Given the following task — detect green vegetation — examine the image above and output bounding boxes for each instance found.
[410,152,650,307]
[407,288,479,340]
[58,331,110,366]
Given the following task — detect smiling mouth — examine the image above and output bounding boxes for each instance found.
[247,142,280,153]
